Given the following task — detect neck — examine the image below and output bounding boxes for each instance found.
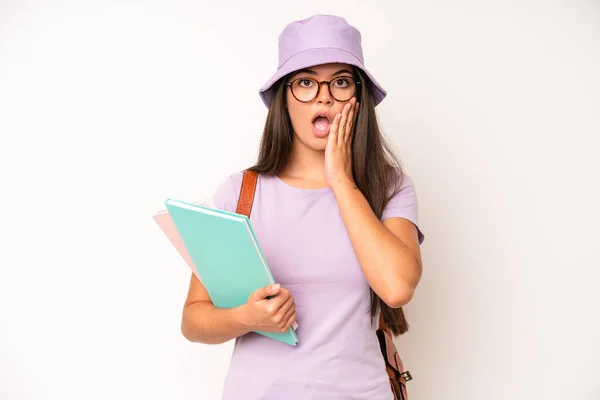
[280,136,326,183]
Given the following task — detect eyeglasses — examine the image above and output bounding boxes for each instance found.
[285,76,360,103]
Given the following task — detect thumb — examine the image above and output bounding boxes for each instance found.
[250,283,280,301]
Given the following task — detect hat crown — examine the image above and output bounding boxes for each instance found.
[259,14,386,108]
[277,15,364,69]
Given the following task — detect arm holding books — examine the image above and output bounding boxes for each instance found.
[181,274,297,345]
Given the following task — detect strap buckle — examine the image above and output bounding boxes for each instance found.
[400,371,413,382]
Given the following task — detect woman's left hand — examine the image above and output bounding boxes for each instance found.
[325,97,359,189]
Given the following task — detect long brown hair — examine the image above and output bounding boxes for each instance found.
[248,67,410,336]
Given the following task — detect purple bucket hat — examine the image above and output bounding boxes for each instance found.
[259,14,387,108]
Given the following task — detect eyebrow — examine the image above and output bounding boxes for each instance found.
[292,68,354,78]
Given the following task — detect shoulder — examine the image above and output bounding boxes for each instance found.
[396,172,418,197]
[382,169,425,244]
[385,168,419,200]
[212,170,246,213]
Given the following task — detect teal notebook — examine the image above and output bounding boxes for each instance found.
[164,198,299,346]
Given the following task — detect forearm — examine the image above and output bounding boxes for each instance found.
[332,178,420,307]
[181,302,251,345]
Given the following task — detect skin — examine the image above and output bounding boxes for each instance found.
[180,63,422,345]
[281,63,356,188]
[282,63,422,308]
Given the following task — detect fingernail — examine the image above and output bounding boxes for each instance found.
[273,284,280,290]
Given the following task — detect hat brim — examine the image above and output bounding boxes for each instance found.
[259,47,387,108]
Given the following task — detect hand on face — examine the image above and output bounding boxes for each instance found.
[325,97,359,189]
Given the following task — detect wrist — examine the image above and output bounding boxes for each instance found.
[232,304,254,332]
[331,176,357,195]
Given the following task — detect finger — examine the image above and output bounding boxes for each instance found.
[348,101,358,150]
[345,98,356,143]
[251,283,280,301]
[277,292,295,315]
[278,301,296,326]
[282,311,297,332]
[338,103,350,146]
[267,290,293,315]
[328,113,342,147]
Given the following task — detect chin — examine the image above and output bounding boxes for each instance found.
[295,131,328,152]
[310,141,327,152]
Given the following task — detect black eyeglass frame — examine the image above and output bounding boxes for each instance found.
[285,76,361,103]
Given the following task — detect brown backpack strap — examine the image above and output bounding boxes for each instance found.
[236,169,258,218]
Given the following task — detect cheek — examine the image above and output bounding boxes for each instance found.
[331,105,344,119]
[286,101,310,131]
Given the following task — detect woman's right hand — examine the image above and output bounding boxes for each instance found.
[238,283,297,333]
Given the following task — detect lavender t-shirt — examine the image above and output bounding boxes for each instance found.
[212,170,424,400]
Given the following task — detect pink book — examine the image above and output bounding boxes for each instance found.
[152,198,216,282]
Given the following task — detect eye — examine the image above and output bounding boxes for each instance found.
[297,78,314,88]
[333,78,351,88]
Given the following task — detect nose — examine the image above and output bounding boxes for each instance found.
[316,82,333,105]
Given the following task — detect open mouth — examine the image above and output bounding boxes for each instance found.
[312,115,331,132]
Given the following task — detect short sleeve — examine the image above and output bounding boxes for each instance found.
[381,173,425,244]
[211,172,243,213]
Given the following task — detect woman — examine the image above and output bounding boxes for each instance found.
[181,14,425,400]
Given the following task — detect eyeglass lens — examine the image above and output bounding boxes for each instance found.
[290,77,356,102]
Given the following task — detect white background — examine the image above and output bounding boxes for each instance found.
[1,1,599,399]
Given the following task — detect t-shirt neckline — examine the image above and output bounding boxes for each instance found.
[272,174,333,195]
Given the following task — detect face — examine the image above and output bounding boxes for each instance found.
[285,63,358,151]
